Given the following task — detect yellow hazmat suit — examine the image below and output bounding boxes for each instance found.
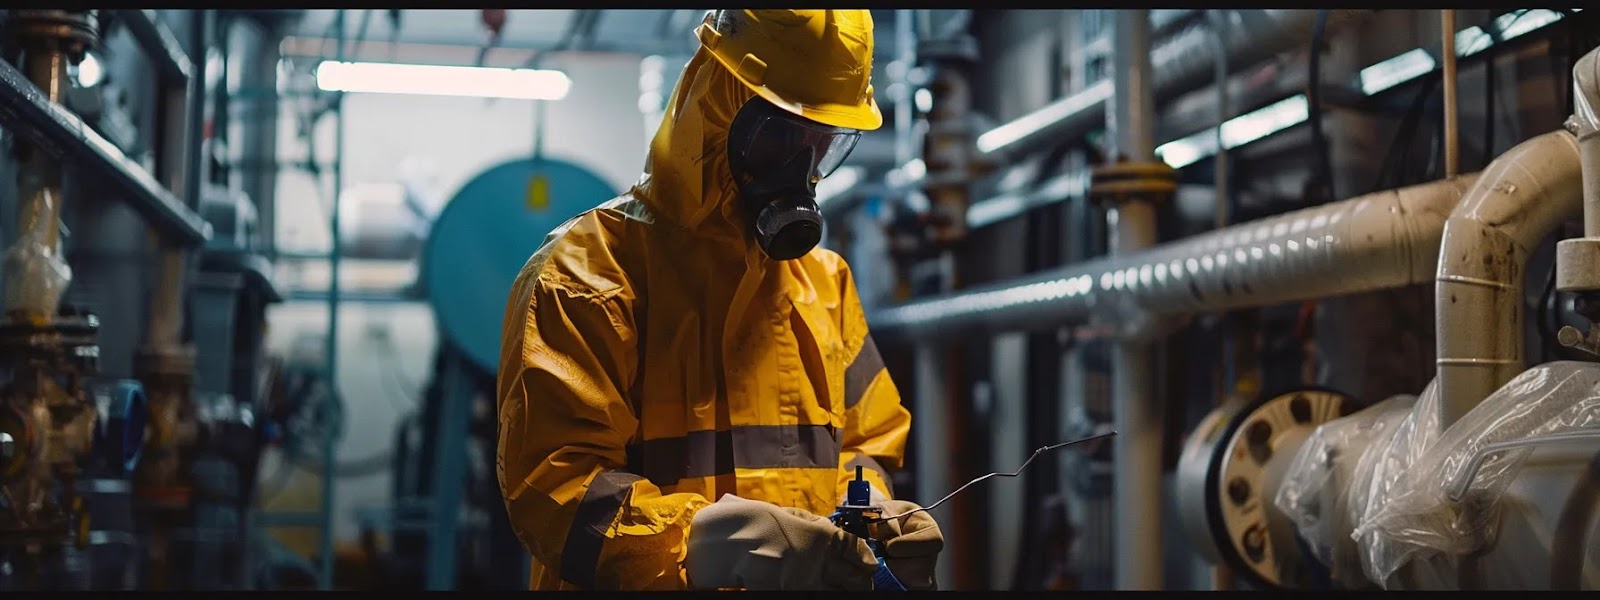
[495,11,911,591]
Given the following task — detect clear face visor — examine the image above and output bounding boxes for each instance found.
[728,99,862,182]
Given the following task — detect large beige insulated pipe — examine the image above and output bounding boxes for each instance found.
[1435,130,1583,428]
[872,175,1479,338]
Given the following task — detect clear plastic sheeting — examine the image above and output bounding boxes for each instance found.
[1354,362,1600,585]
[1274,394,1416,588]
[1,188,71,318]
[1348,378,1444,587]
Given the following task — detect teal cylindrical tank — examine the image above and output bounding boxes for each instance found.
[422,157,618,375]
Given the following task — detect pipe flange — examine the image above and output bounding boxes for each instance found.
[1176,387,1358,590]
[1556,238,1600,292]
[0,311,100,363]
[1088,160,1178,206]
[3,10,100,60]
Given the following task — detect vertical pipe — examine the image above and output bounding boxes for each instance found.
[141,9,209,355]
[895,10,916,166]
[1108,9,1163,591]
[237,15,282,251]
[425,351,475,590]
[152,10,204,348]
[989,334,1027,590]
[1108,11,1156,161]
[913,346,955,589]
[1578,48,1600,239]
[1441,10,1459,178]
[318,10,346,590]
[15,41,70,282]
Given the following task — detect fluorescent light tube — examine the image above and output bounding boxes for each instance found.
[315,60,571,100]
[1359,48,1437,95]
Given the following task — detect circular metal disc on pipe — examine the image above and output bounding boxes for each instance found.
[422,157,618,375]
[1176,387,1358,589]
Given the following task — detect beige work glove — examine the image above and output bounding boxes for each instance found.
[684,495,879,590]
[873,499,945,591]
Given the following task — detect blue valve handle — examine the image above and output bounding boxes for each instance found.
[95,379,148,475]
[831,465,908,592]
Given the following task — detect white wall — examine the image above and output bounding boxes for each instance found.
[260,50,646,552]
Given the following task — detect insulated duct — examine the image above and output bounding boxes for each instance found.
[870,174,1478,340]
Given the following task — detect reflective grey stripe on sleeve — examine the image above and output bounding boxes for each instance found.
[628,424,842,486]
[844,335,885,410]
[559,470,643,588]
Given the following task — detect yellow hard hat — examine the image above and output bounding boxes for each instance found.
[695,9,884,131]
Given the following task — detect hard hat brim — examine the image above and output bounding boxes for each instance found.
[706,50,885,132]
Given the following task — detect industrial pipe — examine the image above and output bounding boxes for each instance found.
[4,15,78,321]
[1579,49,1600,240]
[1106,9,1164,591]
[870,174,1478,340]
[1434,130,1582,428]
[974,9,1371,160]
[1442,10,1459,178]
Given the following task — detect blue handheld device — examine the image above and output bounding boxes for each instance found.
[830,465,907,592]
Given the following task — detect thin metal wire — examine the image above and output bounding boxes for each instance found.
[872,431,1119,522]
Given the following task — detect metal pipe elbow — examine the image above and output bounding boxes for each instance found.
[1435,130,1583,427]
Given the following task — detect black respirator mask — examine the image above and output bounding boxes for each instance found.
[727,97,861,261]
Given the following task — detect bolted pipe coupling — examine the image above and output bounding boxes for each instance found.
[95,379,148,475]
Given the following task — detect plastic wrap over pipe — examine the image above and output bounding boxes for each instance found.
[1274,393,1418,589]
[1435,130,1582,428]
[1,187,72,318]
[870,174,1477,340]
[1356,361,1600,585]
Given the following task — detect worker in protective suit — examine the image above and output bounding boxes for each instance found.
[495,9,944,591]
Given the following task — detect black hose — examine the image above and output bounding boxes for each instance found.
[1370,71,1439,194]
[1550,449,1600,590]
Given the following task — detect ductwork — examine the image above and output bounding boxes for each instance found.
[870,174,1478,340]
[1435,130,1583,427]
[974,9,1370,160]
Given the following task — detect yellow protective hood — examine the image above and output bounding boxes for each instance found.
[630,48,757,248]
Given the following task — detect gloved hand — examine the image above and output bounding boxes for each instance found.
[873,500,944,591]
[684,495,879,590]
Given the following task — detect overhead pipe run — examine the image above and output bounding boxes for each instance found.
[973,9,1372,161]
